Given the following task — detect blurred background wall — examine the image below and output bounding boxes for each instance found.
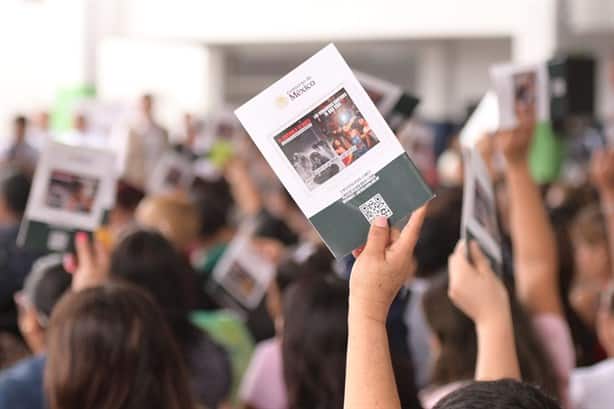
[0,0,612,136]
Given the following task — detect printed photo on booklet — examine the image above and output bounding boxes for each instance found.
[147,150,195,195]
[490,62,549,130]
[18,142,116,252]
[235,44,433,258]
[461,148,503,275]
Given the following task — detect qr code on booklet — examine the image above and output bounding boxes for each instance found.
[359,193,393,223]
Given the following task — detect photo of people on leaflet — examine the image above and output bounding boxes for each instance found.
[275,88,379,190]
[45,170,100,214]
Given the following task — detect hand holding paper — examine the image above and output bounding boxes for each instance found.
[349,206,426,323]
[448,240,520,381]
[64,232,110,292]
[497,120,534,167]
[448,241,508,326]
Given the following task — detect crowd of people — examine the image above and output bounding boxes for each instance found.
[0,84,611,409]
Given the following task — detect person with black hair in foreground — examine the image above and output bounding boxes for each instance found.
[433,380,559,409]
[45,283,197,409]
[103,230,232,409]
[0,254,72,409]
[343,208,560,409]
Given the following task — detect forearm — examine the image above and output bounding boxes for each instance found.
[506,160,560,314]
[345,301,400,409]
[475,305,520,381]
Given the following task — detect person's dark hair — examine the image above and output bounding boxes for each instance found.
[282,274,421,409]
[0,169,31,217]
[109,229,231,408]
[110,229,192,316]
[22,254,71,324]
[116,180,145,211]
[45,283,195,409]
[423,275,559,398]
[14,116,28,128]
[413,187,463,278]
[433,379,560,409]
[192,178,234,238]
[282,275,351,409]
[275,245,334,292]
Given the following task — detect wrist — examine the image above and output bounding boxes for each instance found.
[348,295,391,325]
[505,157,530,172]
[475,302,513,335]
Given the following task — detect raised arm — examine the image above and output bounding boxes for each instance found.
[498,122,561,316]
[448,241,520,381]
[590,148,614,274]
[224,158,263,217]
[344,207,426,409]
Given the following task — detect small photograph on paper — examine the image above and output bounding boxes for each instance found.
[219,262,261,305]
[512,70,537,121]
[45,170,100,214]
[163,166,185,189]
[472,180,499,241]
[275,88,379,190]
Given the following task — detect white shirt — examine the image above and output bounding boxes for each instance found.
[571,358,614,409]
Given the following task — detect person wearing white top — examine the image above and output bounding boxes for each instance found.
[122,94,169,189]
[58,114,108,150]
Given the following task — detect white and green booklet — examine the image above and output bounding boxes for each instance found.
[235,44,433,258]
[18,142,116,252]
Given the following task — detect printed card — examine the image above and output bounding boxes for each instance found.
[235,44,433,257]
[490,62,549,130]
[18,142,116,252]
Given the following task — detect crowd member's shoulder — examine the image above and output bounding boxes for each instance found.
[570,358,614,409]
[0,355,45,409]
[187,326,233,409]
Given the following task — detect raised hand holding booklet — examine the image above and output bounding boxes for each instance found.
[235,44,433,258]
[18,142,116,252]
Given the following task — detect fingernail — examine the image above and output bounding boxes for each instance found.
[76,232,87,243]
[63,254,76,272]
[373,216,388,227]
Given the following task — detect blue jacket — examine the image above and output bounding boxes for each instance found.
[0,355,46,409]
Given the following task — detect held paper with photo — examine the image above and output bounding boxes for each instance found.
[356,71,420,132]
[490,62,548,130]
[147,150,195,194]
[212,228,275,310]
[459,92,500,149]
[235,44,433,258]
[18,142,116,252]
[461,148,503,275]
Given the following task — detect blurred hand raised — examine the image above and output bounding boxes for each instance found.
[590,148,614,199]
[497,116,536,166]
[448,241,509,326]
[64,232,110,292]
